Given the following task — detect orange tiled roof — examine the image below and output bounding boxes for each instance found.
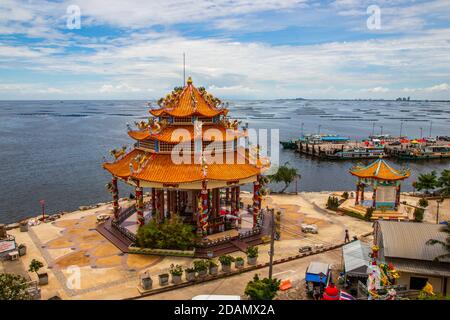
[103,148,262,184]
[149,78,228,118]
[128,124,244,143]
[350,158,410,181]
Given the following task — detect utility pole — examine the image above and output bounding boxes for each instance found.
[420,127,423,139]
[301,122,304,137]
[399,121,403,138]
[268,209,275,280]
[380,125,383,136]
[371,122,375,137]
[436,197,444,224]
[318,125,321,135]
[429,120,433,138]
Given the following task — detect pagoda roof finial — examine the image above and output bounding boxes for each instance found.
[187,76,193,85]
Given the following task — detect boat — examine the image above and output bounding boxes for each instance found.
[396,145,450,160]
[280,140,297,150]
[326,146,386,159]
[299,134,350,144]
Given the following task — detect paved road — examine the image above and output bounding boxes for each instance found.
[139,249,341,300]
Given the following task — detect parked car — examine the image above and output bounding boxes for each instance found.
[301,224,318,234]
[299,245,312,253]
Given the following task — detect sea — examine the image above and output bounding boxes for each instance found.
[0,99,449,223]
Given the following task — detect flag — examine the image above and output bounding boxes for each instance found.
[339,290,356,300]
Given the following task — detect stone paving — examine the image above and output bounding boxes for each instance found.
[4,191,374,299]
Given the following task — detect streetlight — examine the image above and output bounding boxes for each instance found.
[436,197,444,224]
[318,125,321,135]
[420,127,423,139]
[268,209,275,280]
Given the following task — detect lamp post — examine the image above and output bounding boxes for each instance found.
[268,209,275,280]
[39,200,45,221]
[436,197,444,224]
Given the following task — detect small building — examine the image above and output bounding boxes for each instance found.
[342,240,371,279]
[374,221,450,296]
[346,157,410,220]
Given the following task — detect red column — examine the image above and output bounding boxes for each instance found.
[151,188,156,214]
[372,187,377,208]
[355,183,360,205]
[235,186,240,214]
[167,190,172,216]
[136,185,144,227]
[231,187,236,215]
[253,177,261,228]
[361,184,365,202]
[198,181,209,239]
[226,188,230,204]
[395,185,401,209]
[112,177,120,220]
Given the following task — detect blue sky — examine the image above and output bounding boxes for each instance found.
[1,0,450,100]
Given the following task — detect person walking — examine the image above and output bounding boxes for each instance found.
[344,229,350,243]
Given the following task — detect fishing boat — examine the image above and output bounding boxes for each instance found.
[325,146,386,159]
[396,145,450,160]
[280,140,297,150]
[299,134,350,144]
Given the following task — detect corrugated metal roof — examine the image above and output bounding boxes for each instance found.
[306,262,330,275]
[343,240,371,276]
[386,258,450,277]
[377,221,449,262]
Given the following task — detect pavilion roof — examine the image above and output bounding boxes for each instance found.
[128,124,244,143]
[149,77,228,118]
[349,158,410,181]
[103,147,264,184]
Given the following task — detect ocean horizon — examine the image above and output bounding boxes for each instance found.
[1,98,449,224]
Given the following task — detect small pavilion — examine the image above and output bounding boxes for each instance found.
[101,77,269,251]
[349,157,410,211]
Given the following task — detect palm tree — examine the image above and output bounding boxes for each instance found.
[268,162,300,193]
[437,169,450,197]
[426,223,450,261]
[415,171,438,194]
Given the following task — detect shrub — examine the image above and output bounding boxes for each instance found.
[208,260,218,268]
[414,207,425,222]
[235,257,244,263]
[244,274,281,300]
[136,216,195,250]
[169,264,183,276]
[193,260,209,273]
[0,273,31,300]
[365,207,374,221]
[246,246,259,258]
[418,198,429,208]
[326,196,340,210]
[28,259,44,274]
[185,267,195,274]
[342,191,349,200]
[219,255,235,266]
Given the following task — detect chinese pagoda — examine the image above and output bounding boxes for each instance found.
[349,157,410,212]
[102,77,268,245]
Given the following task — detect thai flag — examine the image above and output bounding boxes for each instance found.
[339,290,356,300]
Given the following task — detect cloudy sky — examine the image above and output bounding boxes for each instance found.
[1,0,450,100]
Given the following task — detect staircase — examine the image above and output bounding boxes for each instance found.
[96,220,133,253]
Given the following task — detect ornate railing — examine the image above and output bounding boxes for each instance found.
[111,205,137,243]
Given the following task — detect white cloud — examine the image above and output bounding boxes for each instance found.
[424,83,450,92]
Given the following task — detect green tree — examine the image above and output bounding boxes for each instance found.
[437,169,450,197]
[136,216,195,250]
[326,196,340,210]
[28,259,43,275]
[244,274,281,300]
[365,207,374,221]
[418,198,429,208]
[268,163,300,193]
[426,223,450,262]
[413,207,425,222]
[0,273,31,300]
[415,171,438,194]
